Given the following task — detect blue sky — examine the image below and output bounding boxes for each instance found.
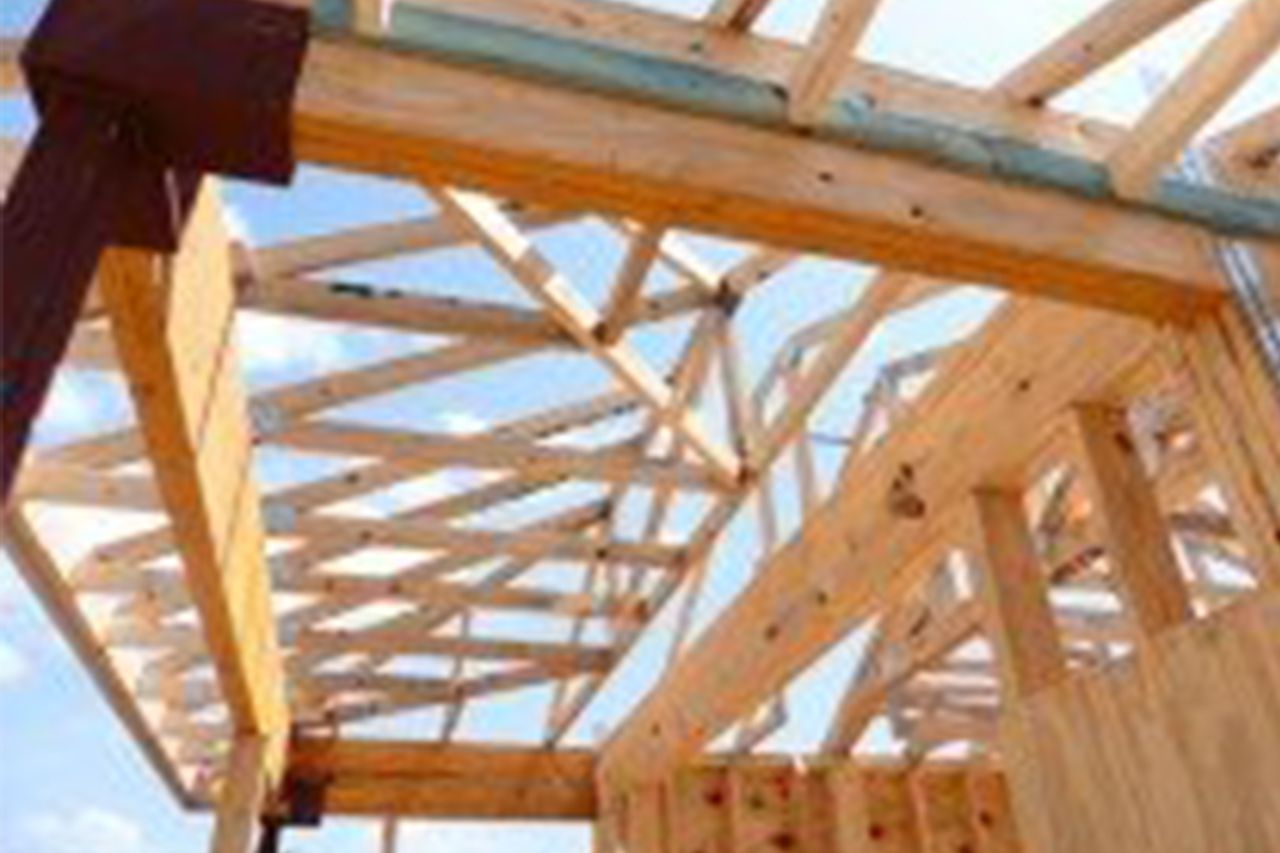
[1,0,1275,849]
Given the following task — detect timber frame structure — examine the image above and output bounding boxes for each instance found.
[1,0,1279,849]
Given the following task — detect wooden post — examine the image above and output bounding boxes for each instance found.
[380,818,399,853]
[1069,403,1193,637]
[0,0,308,500]
[101,180,290,774]
[1164,306,1280,585]
[210,736,269,853]
[966,487,1068,701]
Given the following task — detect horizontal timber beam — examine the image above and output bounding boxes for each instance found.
[292,7,1280,321]
[287,738,598,819]
[389,0,1115,160]
[600,299,1158,789]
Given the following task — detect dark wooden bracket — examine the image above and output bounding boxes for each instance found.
[0,0,309,500]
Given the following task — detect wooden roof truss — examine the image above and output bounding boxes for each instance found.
[0,0,1277,843]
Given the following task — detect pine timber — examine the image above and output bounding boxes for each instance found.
[1163,306,1280,585]
[1106,0,1280,198]
[98,181,290,774]
[597,758,1022,852]
[1002,590,1280,853]
[295,33,1266,323]
[211,736,271,853]
[4,0,1280,840]
[788,0,886,124]
[287,738,599,819]
[966,489,1068,701]
[999,0,1213,105]
[1068,404,1194,636]
[391,0,1121,161]
[0,0,309,500]
[601,300,1158,789]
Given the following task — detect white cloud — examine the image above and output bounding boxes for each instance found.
[18,807,147,853]
[36,374,96,438]
[437,410,487,435]
[236,312,349,375]
[222,200,254,245]
[0,639,28,686]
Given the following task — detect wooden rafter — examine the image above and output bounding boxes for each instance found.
[788,0,885,124]
[999,0,1213,105]
[433,188,743,483]
[4,0,1279,839]
[1106,0,1280,198]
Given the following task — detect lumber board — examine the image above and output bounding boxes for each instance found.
[98,181,289,763]
[600,300,1157,789]
[288,739,598,819]
[1002,590,1280,853]
[294,32,1265,323]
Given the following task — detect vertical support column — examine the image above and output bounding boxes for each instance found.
[101,178,289,760]
[1165,306,1280,585]
[1069,404,1193,637]
[380,818,399,853]
[966,488,1068,702]
[210,735,269,853]
[0,102,127,499]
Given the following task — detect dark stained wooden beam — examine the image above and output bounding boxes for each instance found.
[0,0,308,501]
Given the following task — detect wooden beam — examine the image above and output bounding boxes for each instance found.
[40,338,534,472]
[0,38,22,92]
[598,223,664,345]
[1209,105,1280,174]
[1163,307,1280,584]
[823,599,982,755]
[912,770,980,853]
[600,301,1157,789]
[287,738,598,819]
[112,566,644,623]
[705,0,776,31]
[788,0,884,124]
[240,275,567,344]
[394,0,1122,162]
[999,0,1212,105]
[1068,404,1193,636]
[295,35,1239,322]
[267,421,730,492]
[98,181,289,765]
[249,204,570,278]
[749,271,910,473]
[275,513,682,567]
[1107,0,1280,198]
[966,488,1068,701]
[0,508,192,805]
[290,629,616,670]
[433,188,742,482]
[210,736,269,853]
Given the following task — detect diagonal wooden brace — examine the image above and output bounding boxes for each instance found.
[0,0,309,500]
